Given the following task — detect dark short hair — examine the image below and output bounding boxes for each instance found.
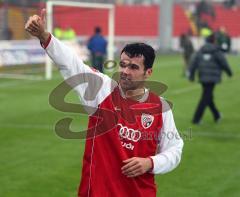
[121,43,155,70]
[206,34,215,44]
[95,26,101,34]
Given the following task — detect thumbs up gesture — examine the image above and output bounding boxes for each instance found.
[25,9,48,39]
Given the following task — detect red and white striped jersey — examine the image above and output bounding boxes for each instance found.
[43,35,184,197]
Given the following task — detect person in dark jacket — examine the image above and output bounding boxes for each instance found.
[215,26,231,53]
[87,27,107,73]
[180,33,194,76]
[188,34,232,124]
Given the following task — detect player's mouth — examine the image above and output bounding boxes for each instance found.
[120,74,131,81]
[120,77,131,81]
[120,77,133,87]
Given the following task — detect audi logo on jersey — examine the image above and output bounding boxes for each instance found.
[117,123,141,142]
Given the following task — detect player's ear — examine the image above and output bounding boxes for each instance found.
[145,68,152,78]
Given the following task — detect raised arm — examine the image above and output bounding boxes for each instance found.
[25,9,116,111]
[25,9,50,47]
[25,9,103,74]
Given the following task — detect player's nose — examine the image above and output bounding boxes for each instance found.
[122,66,131,75]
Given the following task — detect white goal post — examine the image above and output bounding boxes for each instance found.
[45,1,115,79]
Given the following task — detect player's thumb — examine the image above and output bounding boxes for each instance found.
[40,8,46,23]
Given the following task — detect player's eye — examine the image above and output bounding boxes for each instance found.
[119,62,139,70]
[129,64,139,70]
[119,62,127,68]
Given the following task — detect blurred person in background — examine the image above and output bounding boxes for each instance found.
[215,26,231,53]
[179,32,194,77]
[1,27,13,40]
[195,0,215,19]
[194,0,215,32]
[188,34,233,124]
[199,23,213,38]
[224,0,236,8]
[53,26,76,40]
[63,27,76,40]
[87,26,107,73]
[53,26,64,40]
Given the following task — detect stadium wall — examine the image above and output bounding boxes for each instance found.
[1,3,240,60]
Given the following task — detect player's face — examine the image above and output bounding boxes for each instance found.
[119,52,152,92]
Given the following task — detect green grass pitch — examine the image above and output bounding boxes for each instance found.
[0,53,239,196]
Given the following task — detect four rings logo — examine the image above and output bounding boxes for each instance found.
[118,123,141,142]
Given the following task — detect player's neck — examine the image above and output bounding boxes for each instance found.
[122,87,146,101]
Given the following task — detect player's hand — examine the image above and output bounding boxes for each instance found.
[25,9,47,39]
[121,157,153,178]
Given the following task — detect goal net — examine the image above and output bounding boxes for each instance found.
[45,1,115,79]
[0,1,114,80]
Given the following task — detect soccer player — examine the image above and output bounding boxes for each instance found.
[25,9,184,197]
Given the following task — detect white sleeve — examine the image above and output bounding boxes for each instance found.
[44,34,116,111]
[150,99,184,174]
